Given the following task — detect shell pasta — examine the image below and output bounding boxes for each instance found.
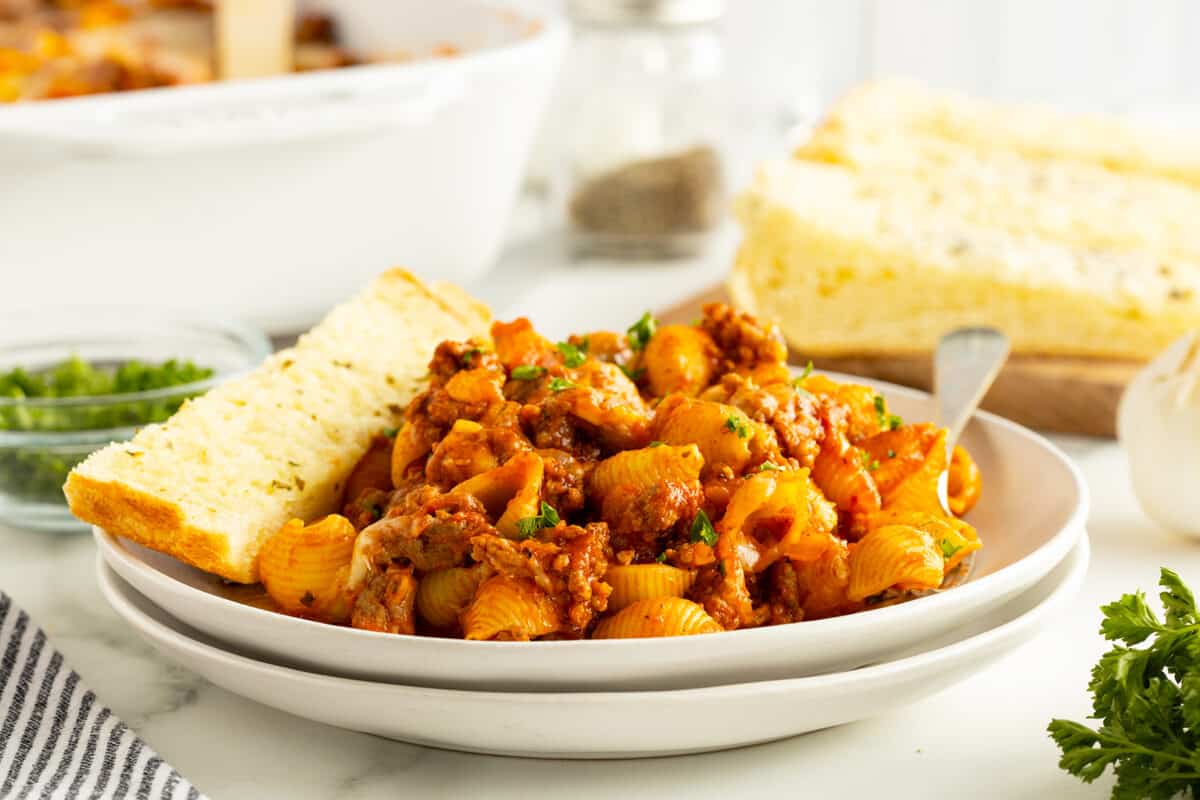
[257,304,983,639]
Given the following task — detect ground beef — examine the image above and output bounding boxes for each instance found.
[700,303,788,373]
[351,565,417,634]
[425,425,530,489]
[343,487,391,531]
[700,475,745,520]
[537,448,591,516]
[688,560,761,631]
[765,560,803,625]
[428,339,502,385]
[601,480,703,559]
[519,401,603,461]
[365,487,495,572]
[710,374,824,468]
[469,523,612,638]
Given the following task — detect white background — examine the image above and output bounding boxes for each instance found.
[527,0,1200,113]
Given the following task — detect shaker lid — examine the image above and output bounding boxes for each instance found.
[567,0,725,25]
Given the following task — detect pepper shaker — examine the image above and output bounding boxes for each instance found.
[558,0,728,259]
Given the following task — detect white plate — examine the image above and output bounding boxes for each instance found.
[94,378,1089,691]
[97,534,1090,759]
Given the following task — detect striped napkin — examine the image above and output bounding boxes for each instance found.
[0,593,204,800]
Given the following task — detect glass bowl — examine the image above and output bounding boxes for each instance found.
[0,308,271,532]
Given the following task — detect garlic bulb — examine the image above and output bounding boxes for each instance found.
[1118,331,1200,537]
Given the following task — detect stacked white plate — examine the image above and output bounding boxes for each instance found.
[95,380,1090,758]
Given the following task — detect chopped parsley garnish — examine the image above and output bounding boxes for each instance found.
[556,339,589,368]
[724,415,750,438]
[860,451,880,472]
[548,377,577,393]
[461,347,486,367]
[359,496,385,522]
[382,426,399,439]
[655,552,669,563]
[0,355,215,504]
[510,364,547,381]
[791,363,815,396]
[619,364,646,382]
[515,502,561,538]
[940,539,962,559]
[874,395,903,430]
[648,440,665,448]
[626,312,658,351]
[690,509,718,546]
[887,449,897,459]
[758,462,783,472]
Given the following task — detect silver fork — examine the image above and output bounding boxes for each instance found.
[933,327,1011,515]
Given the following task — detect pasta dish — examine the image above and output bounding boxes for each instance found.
[257,304,983,640]
[0,0,458,102]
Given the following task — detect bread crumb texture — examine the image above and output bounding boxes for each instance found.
[735,79,1200,359]
[66,269,491,582]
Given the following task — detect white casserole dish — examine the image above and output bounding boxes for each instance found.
[0,1,566,333]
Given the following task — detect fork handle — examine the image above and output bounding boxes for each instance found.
[933,328,1011,452]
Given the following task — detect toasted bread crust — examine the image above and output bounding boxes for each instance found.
[65,471,243,581]
[66,268,492,584]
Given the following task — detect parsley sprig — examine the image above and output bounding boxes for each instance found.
[556,339,588,368]
[724,415,750,438]
[690,509,718,546]
[627,312,658,351]
[619,364,645,382]
[461,347,487,367]
[1048,568,1200,798]
[874,395,903,431]
[792,361,815,397]
[510,364,546,381]
[515,502,561,539]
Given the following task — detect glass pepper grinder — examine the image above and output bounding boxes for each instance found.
[559,0,728,259]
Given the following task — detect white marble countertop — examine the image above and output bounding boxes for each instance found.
[3,230,1199,799]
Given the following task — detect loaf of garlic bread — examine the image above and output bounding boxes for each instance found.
[65,269,491,583]
[796,134,1200,265]
[732,159,1200,359]
[802,79,1200,188]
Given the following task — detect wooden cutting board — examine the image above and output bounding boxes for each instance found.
[660,285,1141,438]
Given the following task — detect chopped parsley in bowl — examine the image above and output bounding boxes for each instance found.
[1,356,214,432]
[0,309,270,531]
[0,357,214,513]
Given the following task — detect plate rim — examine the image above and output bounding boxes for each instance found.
[91,371,1089,653]
[96,532,1091,701]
